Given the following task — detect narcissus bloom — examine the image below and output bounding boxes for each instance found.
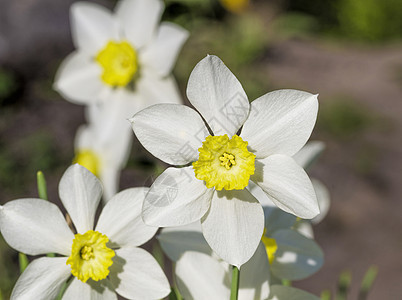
[54,0,188,116]
[0,164,170,300]
[131,55,320,267]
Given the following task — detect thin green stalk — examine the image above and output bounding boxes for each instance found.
[230,266,240,300]
[18,253,29,273]
[358,266,378,300]
[37,171,48,200]
[36,171,55,257]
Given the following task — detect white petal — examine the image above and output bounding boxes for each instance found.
[54,52,104,105]
[247,181,297,232]
[292,141,325,169]
[136,71,183,106]
[175,251,230,300]
[74,116,133,203]
[158,222,212,262]
[131,104,209,165]
[141,22,189,76]
[59,164,103,233]
[115,0,164,49]
[239,243,270,300]
[109,247,170,300]
[269,285,320,300]
[201,189,264,268]
[271,229,323,280]
[70,2,118,53]
[253,154,319,219]
[0,199,73,256]
[142,167,213,227]
[11,257,70,300]
[293,220,315,239]
[96,188,157,247]
[186,55,249,136]
[311,178,331,224]
[241,90,318,158]
[62,278,117,300]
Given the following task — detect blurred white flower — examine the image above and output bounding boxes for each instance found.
[0,164,170,300]
[131,55,319,267]
[54,0,188,118]
[73,117,132,202]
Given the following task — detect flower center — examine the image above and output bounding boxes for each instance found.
[219,152,236,169]
[96,40,138,87]
[67,230,115,282]
[192,134,255,191]
[261,228,278,264]
[73,150,100,177]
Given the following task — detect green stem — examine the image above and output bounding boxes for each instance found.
[36,171,55,257]
[230,266,240,300]
[37,171,48,200]
[18,253,29,273]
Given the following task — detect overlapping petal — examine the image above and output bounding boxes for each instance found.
[247,182,297,232]
[62,277,117,300]
[241,90,318,158]
[142,167,213,226]
[96,188,157,247]
[115,0,164,49]
[253,154,319,219]
[109,247,170,299]
[158,222,212,261]
[311,178,331,224]
[271,229,324,280]
[201,189,264,267]
[186,55,249,136]
[131,104,209,165]
[0,199,73,256]
[134,70,183,107]
[53,52,103,105]
[70,2,118,53]
[141,22,189,76]
[239,243,270,300]
[175,251,230,300]
[59,164,103,233]
[293,141,325,170]
[11,257,70,300]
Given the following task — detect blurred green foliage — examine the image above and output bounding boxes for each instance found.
[0,68,18,106]
[317,98,378,140]
[284,0,402,42]
[0,132,60,195]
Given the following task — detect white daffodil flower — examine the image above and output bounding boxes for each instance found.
[292,141,331,238]
[131,55,320,267]
[73,117,132,202]
[54,0,188,117]
[159,224,319,300]
[0,164,170,300]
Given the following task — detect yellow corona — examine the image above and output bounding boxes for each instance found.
[261,229,278,264]
[73,150,100,177]
[67,230,115,282]
[193,134,255,190]
[96,40,138,87]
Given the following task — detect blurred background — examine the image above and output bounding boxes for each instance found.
[0,0,401,298]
